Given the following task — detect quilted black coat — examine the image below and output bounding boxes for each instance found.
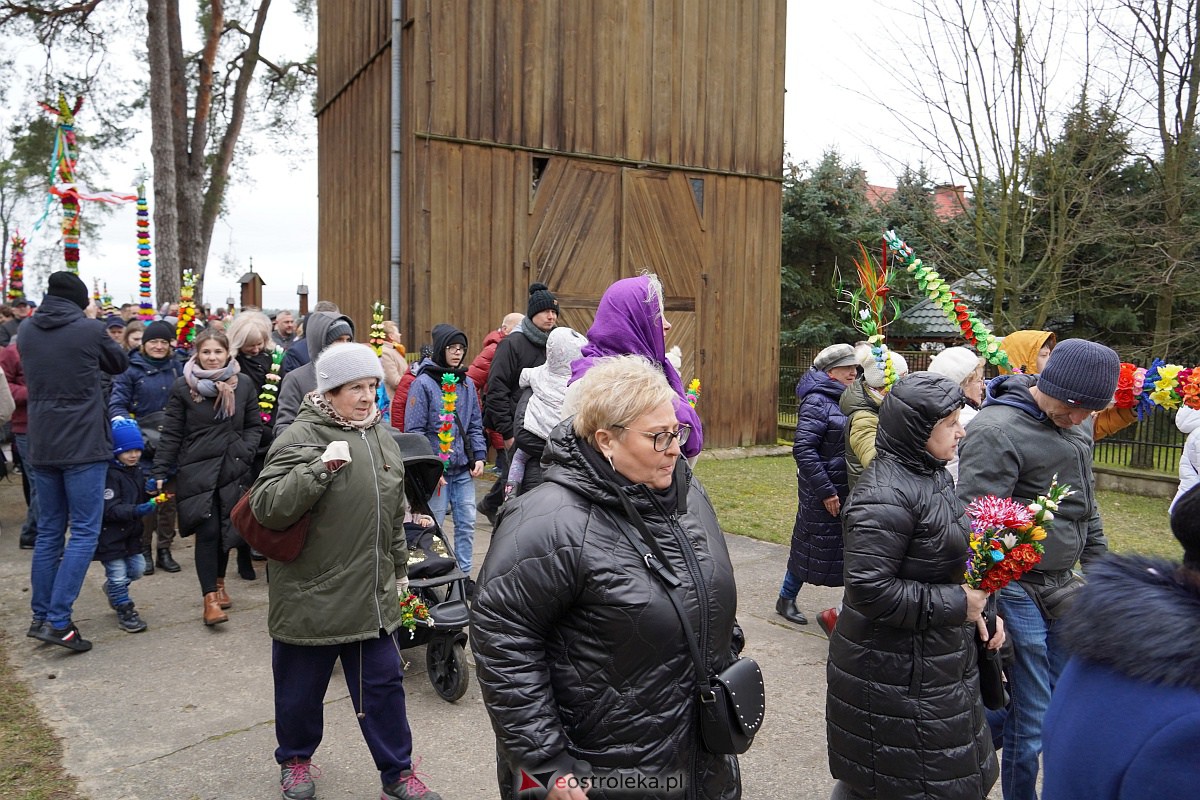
[787,368,849,586]
[472,421,743,800]
[151,373,262,536]
[826,373,998,800]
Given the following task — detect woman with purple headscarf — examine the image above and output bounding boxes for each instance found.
[566,274,703,459]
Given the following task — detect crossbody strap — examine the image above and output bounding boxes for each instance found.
[610,489,715,702]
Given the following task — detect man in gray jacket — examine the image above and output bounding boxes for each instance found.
[272,311,354,439]
[956,339,1119,800]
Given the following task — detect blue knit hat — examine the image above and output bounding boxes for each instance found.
[112,418,145,457]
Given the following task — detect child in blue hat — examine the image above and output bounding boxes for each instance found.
[97,418,160,632]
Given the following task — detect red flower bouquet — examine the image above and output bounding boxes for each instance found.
[399,592,430,638]
[965,478,1074,592]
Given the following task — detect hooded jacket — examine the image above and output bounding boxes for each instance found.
[19,294,129,466]
[250,399,408,645]
[787,368,849,586]
[568,276,703,458]
[521,327,587,440]
[1173,407,1200,510]
[1042,555,1200,800]
[151,370,262,535]
[956,374,1107,574]
[274,312,354,438]
[467,328,505,395]
[839,375,883,491]
[472,422,742,800]
[109,349,185,418]
[405,324,487,470]
[827,372,997,800]
[1000,330,1055,375]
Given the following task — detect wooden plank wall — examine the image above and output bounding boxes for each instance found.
[315,0,392,332]
[317,0,786,446]
[408,0,786,177]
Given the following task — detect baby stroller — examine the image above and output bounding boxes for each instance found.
[391,432,472,702]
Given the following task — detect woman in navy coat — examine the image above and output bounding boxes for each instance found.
[775,344,857,626]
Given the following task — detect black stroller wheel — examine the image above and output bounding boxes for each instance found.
[426,633,469,702]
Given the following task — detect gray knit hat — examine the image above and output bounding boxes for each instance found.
[813,343,857,372]
[315,343,384,394]
[1037,339,1119,410]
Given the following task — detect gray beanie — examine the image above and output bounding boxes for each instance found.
[324,319,353,347]
[813,343,857,372]
[1037,339,1119,410]
[928,346,982,387]
[315,343,385,394]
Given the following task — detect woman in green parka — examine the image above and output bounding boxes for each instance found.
[249,342,442,800]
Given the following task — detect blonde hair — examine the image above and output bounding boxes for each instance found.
[572,355,676,445]
[226,310,272,353]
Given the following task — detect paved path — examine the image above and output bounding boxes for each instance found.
[0,474,916,799]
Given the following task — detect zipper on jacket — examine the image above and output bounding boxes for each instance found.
[363,429,385,629]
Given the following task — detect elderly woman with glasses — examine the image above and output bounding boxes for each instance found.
[472,355,745,800]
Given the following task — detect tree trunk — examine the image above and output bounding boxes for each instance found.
[146,0,180,307]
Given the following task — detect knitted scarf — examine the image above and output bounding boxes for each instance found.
[184,357,240,420]
[307,391,382,430]
[519,321,550,348]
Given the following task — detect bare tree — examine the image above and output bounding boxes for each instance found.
[1099,0,1200,353]
[1,0,316,304]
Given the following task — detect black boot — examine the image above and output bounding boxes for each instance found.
[156,548,181,573]
[775,595,808,625]
[142,549,155,575]
[236,545,256,580]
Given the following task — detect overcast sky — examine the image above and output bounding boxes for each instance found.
[7,1,1015,311]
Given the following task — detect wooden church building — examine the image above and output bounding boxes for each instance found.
[316,1,786,448]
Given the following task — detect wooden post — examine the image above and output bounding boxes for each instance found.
[297,284,309,317]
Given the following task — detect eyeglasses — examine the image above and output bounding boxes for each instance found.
[612,423,692,452]
[445,344,466,353]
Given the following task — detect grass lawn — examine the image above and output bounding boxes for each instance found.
[695,454,1181,560]
[0,634,82,799]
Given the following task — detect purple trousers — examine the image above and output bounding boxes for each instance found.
[273,631,414,785]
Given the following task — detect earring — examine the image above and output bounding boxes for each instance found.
[607,455,615,471]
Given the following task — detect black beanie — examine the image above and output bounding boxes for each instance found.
[143,320,176,345]
[431,323,469,369]
[46,271,89,310]
[1172,484,1200,568]
[1037,339,1120,410]
[527,282,559,319]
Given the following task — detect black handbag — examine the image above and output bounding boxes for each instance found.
[136,411,166,460]
[612,490,765,755]
[977,598,1008,711]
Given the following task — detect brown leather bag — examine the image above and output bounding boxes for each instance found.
[230,491,310,563]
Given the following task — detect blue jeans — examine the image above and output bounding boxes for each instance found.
[996,583,1069,800]
[30,461,108,628]
[428,467,476,575]
[14,434,38,540]
[780,570,803,600]
[102,554,146,608]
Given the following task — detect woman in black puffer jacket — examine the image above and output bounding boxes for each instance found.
[152,327,261,625]
[472,355,744,800]
[826,372,1001,800]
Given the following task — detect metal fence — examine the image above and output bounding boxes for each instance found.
[778,345,1186,475]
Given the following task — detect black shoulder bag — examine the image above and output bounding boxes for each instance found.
[611,489,765,755]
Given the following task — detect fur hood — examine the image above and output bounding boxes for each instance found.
[1060,554,1200,690]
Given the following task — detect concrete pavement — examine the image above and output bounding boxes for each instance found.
[0,473,890,799]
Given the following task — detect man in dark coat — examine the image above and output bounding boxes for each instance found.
[476,283,558,524]
[776,343,856,626]
[21,271,129,652]
[956,339,1119,800]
